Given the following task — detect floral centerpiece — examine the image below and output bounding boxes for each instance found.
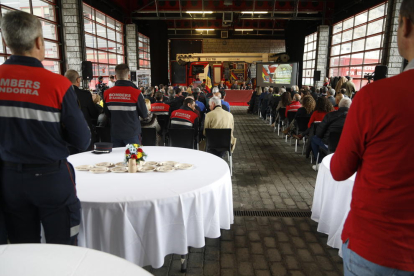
[125,144,147,164]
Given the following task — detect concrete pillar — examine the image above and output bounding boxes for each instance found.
[126,24,138,86]
[385,0,404,77]
[314,25,329,88]
[61,0,84,73]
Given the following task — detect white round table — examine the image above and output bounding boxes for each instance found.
[0,244,153,276]
[68,147,233,268]
[311,153,355,257]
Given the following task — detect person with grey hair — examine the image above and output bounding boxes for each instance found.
[214,90,230,112]
[332,1,414,272]
[310,97,351,170]
[65,69,101,151]
[326,88,336,106]
[0,11,91,245]
[203,96,236,157]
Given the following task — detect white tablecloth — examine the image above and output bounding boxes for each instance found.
[0,244,152,276]
[68,147,233,268]
[311,153,355,257]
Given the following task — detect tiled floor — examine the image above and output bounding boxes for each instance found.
[144,106,343,276]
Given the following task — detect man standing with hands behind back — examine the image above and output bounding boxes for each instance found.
[0,11,91,245]
[104,64,148,147]
[331,0,414,274]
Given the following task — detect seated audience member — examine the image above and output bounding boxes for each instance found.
[65,69,100,151]
[203,96,236,157]
[218,80,228,90]
[269,87,281,126]
[169,88,185,114]
[275,89,290,121]
[151,92,170,116]
[285,93,302,117]
[293,97,333,140]
[327,88,336,106]
[300,89,310,98]
[334,93,344,110]
[310,86,318,102]
[340,88,349,98]
[220,89,230,112]
[193,90,206,113]
[170,98,199,135]
[141,99,162,145]
[213,88,230,112]
[144,88,155,104]
[260,87,270,119]
[311,98,352,170]
[283,95,315,135]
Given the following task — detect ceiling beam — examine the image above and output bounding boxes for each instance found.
[133,16,322,20]
[133,10,320,14]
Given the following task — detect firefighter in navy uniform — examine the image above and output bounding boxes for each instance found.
[170,98,199,147]
[103,64,148,147]
[0,11,90,244]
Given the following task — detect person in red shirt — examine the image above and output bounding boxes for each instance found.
[285,93,302,117]
[331,1,414,273]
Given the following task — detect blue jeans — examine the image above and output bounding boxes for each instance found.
[111,135,141,148]
[311,135,327,163]
[342,241,414,276]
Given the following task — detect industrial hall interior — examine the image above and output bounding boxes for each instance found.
[1,0,414,276]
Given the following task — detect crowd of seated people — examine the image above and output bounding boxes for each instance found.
[248,78,355,171]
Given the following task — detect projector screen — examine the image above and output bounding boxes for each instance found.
[256,62,299,88]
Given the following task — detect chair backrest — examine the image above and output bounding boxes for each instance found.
[141,127,157,146]
[168,128,195,149]
[328,131,342,152]
[295,116,311,132]
[278,107,286,120]
[286,111,297,124]
[205,128,231,153]
[156,114,170,132]
[309,122,321,135]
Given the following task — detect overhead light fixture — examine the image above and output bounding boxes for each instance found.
[241,11,268,14]
[235,29,254,31]
[195,29,215,31]
[186,11,213,14]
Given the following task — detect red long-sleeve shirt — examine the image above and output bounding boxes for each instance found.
[307,111,327,128]
[285,101,301,117]
[330,69,414,271]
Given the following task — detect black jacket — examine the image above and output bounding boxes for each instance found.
[268,94,281,114]
[169,95,185,115]
[316,107,349,145]
[74,86,100,129]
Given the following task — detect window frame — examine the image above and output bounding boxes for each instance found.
[0,0,63,74]
[329,1,388,90]
[302,32,317,86]
[83,2,125,89]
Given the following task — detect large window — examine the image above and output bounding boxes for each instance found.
[137,33,151,86]
[302,32,317,86]
[83,3,124,89]
[329,2,388,90]
[0,0,61,73]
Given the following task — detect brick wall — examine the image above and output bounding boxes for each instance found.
[61,0,83,73]
[386,0,404,77]
[315,25,329,88]
[126,24,138,86]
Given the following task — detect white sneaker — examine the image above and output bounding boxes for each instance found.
[312,164,319,171]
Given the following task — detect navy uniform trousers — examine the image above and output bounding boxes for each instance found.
[0,160,80,244]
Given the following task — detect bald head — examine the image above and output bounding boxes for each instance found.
[65,69,80,86]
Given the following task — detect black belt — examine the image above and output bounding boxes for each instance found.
[0,160,63,169]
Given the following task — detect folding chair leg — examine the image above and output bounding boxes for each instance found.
[230,155,233,176]
[316,152,319,165]
[181,255,187,272]
[295,139,298,152]
[302,138,306,156]
[285,135,288,143]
